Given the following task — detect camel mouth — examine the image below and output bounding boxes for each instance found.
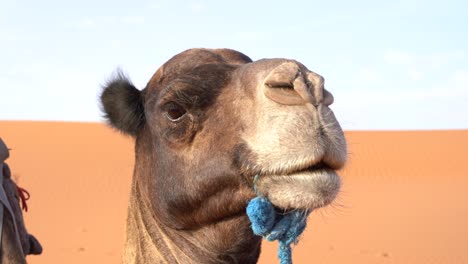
[254,161,341,211]
[304,161,331,173]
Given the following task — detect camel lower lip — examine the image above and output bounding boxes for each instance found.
[254,169,341,210]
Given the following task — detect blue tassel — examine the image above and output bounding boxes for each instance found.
[247,196,310,264]
[246,197,276,236]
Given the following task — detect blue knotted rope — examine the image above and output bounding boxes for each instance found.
[246,175,311,264]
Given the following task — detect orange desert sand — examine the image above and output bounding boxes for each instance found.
[1,121,467,264]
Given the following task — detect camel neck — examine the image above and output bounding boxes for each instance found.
[123,180,262,264]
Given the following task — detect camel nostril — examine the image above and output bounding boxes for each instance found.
[263,62,309,105]
[264,83,305,105]
[265,81,294,90]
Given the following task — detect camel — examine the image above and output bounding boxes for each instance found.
[101,48,347,263]
[0,138,42,263]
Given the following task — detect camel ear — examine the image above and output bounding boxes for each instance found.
[101,72,145,136]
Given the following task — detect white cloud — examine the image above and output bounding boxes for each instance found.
[384,49,465,68]
[382,50,467,82]
[102,16,117,24]
[367,72,467,102]
[425,50,465,68]
[383,50,414,65]
[110,39,123,49]
[187,2,205,12]
[76,18,96,29]
[407,68,424,81]
[356,67,382,82]
[148,1,161,9]
[450,70,468,89]
[122,16,145,25]
[75,15,146,29]
[231,31,272,42]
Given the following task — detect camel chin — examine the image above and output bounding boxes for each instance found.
[256,169,341,211]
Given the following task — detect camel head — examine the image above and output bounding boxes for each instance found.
[101,48,346,230]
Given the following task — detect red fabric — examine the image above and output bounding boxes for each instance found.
[16,185,30,212]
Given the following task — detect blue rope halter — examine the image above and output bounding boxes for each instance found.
[246,175,311,264]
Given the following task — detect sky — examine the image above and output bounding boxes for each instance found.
[0,0,467,130]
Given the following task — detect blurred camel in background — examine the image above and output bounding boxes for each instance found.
[1,138,42,263]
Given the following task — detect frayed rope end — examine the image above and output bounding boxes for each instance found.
[247,196,310,264]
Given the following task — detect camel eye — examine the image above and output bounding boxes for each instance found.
[164,102,187,121]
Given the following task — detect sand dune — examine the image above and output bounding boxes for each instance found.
[1,121,467,264]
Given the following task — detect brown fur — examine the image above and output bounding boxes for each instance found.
[101,48,347,263]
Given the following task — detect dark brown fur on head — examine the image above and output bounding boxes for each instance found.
[102,49,256,229]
